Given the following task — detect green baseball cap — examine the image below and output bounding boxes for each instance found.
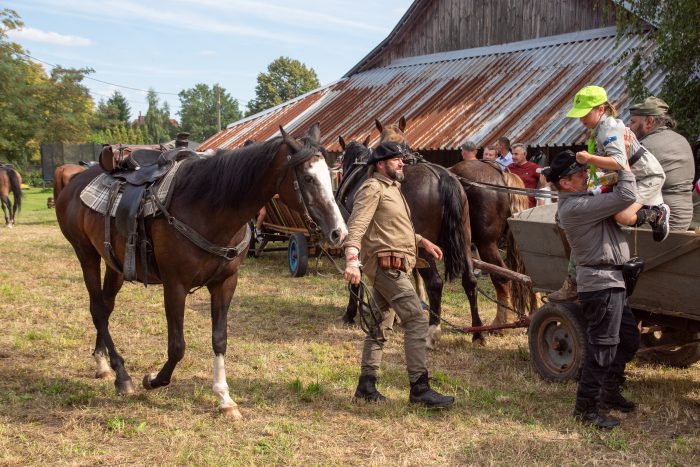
[566,86,608,118]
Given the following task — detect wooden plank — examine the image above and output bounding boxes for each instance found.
[643,237,700,271]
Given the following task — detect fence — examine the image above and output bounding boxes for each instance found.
[40,143,102,182]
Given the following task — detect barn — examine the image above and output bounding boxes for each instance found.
[199,0,659,166]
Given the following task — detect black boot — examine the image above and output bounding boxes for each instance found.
[409,372,454,409]
[353,375,387,403]
[573,397,620,429]
[600,377,636,413]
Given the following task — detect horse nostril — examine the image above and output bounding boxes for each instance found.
[330,229,342,245]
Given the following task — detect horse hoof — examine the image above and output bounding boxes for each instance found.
[95,371,112,380]
[142,373,156,390]
[472,335,487,346]
[220,405,243,419]
[341,315,355,325]
[116,379,135,395]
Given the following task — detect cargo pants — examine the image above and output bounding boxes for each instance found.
[360,267,428,383]
[576,287,641,403]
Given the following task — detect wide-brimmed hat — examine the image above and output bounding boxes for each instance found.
[367,141,403,165]
[566,86,608,118]
[542,150,587,183]
[629,96,669,116]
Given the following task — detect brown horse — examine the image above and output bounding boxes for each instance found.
[0,166,22,227]
[376,117,532,344]
[56,123,347,417]
[53,163,87,201]
[338,121,473,348]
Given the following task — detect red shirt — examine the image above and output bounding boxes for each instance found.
[508,161,540,208]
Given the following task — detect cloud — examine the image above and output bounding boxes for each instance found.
[7,27,92,46]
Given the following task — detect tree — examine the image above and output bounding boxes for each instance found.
[246,56,320,116]
[143,89,177,143]
[107,91,131,124]
[178,83,242,141]
[615,0,700,139]
[93,91,131,132]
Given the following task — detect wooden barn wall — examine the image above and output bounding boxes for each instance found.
[362,0,618,71]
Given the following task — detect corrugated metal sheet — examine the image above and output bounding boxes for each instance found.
[200,27,662,153]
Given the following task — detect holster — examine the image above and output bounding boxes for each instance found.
[377,251,407,272]
[622,257,645,297]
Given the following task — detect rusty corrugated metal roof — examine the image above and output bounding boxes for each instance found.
[200,27,662,153]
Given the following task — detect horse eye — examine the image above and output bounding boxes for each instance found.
[304,175,313,183]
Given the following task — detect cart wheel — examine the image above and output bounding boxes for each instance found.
[638,327,700,368]
[288,233,308,277]
[528,301,587,383]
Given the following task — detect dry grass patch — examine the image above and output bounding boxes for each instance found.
[0,188,698,465]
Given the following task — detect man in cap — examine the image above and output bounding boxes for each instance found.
[343,141,455,409]
[628,96,695,231]
[543,150,641,429]
[460,140,478,161]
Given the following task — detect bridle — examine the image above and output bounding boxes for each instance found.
[279,147,325,235]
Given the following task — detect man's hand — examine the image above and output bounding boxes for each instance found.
[419,238,443,260]
[344,265,361,285]
[623,127,633,158]
[575,151,592,164]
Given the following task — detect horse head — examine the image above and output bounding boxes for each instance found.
[375,116,410,155]
[338,134,371,176]
[278,123,347,246]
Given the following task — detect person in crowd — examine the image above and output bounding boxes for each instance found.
[496,137,513,170]
[508,143,540,208]
[460,141,478,161]
[628,96,695,231]
[343,141,454,409]
[543,150,640,430]
[549,86,669,301]
[483,144,498,162]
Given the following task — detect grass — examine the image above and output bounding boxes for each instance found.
[0,188,698,465]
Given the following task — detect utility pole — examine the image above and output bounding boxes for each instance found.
[217,87,221,132]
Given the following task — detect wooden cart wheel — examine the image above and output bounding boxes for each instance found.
[528,301,587,383]
[637,327,700,368]
[288,232,308,277]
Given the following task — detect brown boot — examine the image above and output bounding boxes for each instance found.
[548,276,577,302]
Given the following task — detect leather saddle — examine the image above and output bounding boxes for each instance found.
[101,145,200,284]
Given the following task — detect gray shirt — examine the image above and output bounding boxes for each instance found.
[640,127,694,194]
[557,170,638,292]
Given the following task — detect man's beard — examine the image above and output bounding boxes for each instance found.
[387,166,404,182]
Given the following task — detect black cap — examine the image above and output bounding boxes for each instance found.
[542,150,587,183]
[367,141,403,165]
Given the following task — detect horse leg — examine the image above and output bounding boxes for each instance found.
[78,249,134,394]
[342,283,360,324]
[478,242,515,327]
[1,196,9,226]
[207,273,243,419]
[142,282,187,390]
[462,269,485,345]
[417,257,443,350]
[94,265,124,379]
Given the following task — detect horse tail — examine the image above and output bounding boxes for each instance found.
[501,172,536,315]
[436,167,467,282]
[501,172,529,215]
[7,169,22,212]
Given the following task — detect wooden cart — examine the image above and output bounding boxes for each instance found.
[507,203,700,381]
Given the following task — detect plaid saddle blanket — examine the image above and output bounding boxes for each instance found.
[80,161,184,217]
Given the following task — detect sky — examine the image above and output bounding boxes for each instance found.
[6,0,413,124]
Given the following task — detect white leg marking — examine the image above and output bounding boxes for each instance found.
[427,324,442,350]
[94,351,112,378]
[213,354,241,418]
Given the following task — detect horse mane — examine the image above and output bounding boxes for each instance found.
[175,136,320,211]
[501,172,530,215]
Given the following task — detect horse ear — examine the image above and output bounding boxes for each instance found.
[375,119,383,133]
[308,122,321,144]
[338,135,346,150]
[362,134,371,147]
[398,116,406,132]
[279,125,302,153]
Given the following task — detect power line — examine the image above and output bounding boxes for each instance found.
[17,51,180,96]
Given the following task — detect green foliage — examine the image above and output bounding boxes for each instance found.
[144,89,178,143]
[246,56,320,116]
[93,90,131,132]
[615,0,700,138]
[0,9,95,165]
[178,83,242,141]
